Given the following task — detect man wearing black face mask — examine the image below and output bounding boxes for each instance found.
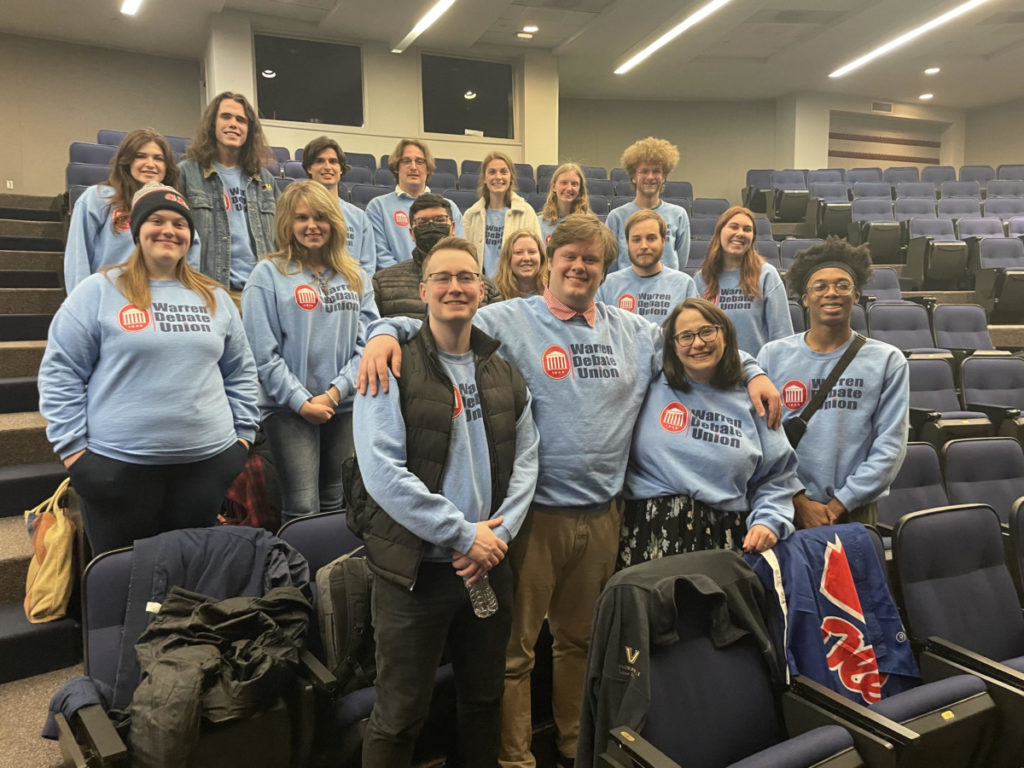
[372,194,502,320]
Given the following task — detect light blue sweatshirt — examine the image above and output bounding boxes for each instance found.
[757,332,909,511]
[365,188,466,270]
[63,184,201,293]
[625,373,798,539]
[694,261,794,355]
[38,270,259,463]
[353,351,539,558]
[606,201,690,273]
[595,266,697,326]
[338,198,377,275]
[241,259,379,415]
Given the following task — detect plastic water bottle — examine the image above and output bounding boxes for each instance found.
[465,573,499,618]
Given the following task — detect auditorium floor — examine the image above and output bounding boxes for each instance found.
[0,664,78,768]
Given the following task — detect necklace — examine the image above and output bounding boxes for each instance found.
[311,268,331,300]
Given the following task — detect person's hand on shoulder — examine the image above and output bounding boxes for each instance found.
[357,336,403,396]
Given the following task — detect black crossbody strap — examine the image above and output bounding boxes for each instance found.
[799,333,867,424]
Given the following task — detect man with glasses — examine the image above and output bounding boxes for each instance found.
[372,194,502,320]
[366,138,465,270]
[757,237,908,528]
[353,236,539,767]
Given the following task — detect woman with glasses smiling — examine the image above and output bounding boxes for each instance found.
[619,297,798,567]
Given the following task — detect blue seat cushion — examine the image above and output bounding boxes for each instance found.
[728,725,854,768]
[869,674,985,722]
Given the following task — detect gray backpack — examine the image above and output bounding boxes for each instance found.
[315,546,376,695]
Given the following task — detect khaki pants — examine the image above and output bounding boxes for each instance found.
[499,500,622,768]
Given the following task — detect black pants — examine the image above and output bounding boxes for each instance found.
[68,442,248,556]
[363,559,513,768]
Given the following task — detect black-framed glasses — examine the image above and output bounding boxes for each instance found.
[412,215,451,227]
[424,271,481,286]
[398,157,427,167]
[808,279,855,296]
[672,325,721,347]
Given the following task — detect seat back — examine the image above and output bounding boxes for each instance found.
[980,237,1024,270]
[284,161,306,180]
[862,267,902,301]
[909,216,956,240]
[345,152,375,171]
[426,171,455,190]
[868,301,933,350]
[587,179,614,197]
[514,163,534,181]
[340,166,372,185]
[962,355,1024,409]
[807,169,844,184]
[941,180,982,199]
[582,165,607,179]
[810,182,850,203]
[350,184,390,208]
[884,166,920,185]
[689,218,717,240]
[894,198,936,221]
[96,129,128,146]
[851,198,894,223]
[457,172,478,190]
[876,443,949,530]
[1011,217,1024,238]
[846,167,883,184]
[69,142,117,165]
[937,198,981,220]
[434,158,457,176]
[66,163,110,188]
[932,304,996,352]
[690,197,729,218]
[893,503,1024,660]
[538,163,559,179]
[997,165,1024,181]
[959,165,996,187]
[942,437,1024,524]
[922,166,956,185]
[277,512,361,575]
[588,195,609,216]
[779,238,823,271]
[770,169,807,190]
[984,198,1024,221]
[444,189,477,213]
[987,180,1024,198]
[907,357,962,412]
[746,169,773,188]
[663,181,693,199]
[373,168,396,186]
[788,301,805,333]
[460,159,481,175]
[81,547,134,685]
[687,240,710,270]
[852,182,893,200]
[755,239,779,268]
[896,182,936,200]
[958,217,1004,239]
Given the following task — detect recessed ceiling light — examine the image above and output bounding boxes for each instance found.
[523,25,539,33]
[920,93,934,100]
[464,91,477,100]
[924,67,941,75]
[829,0,990,78]
[261,70,277,79]
[120,0,142,15]
[615,0,733,75]
[391,0,456,54]
[516,32,534,39]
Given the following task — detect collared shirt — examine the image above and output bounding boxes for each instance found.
[543,287,596,327]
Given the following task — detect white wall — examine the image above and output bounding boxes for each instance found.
[964,98,1024,168]
[0,32,200,197]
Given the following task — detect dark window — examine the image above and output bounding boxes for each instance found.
[254,35,363,127]
[421,54,513,139]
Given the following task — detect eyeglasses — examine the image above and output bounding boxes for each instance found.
[412,215,451,227]
[672,325,721,348]
[398,157,427,167]
[808,279,855,296]
[424,271,481,286]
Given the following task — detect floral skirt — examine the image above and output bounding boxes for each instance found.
[618,494,746,570]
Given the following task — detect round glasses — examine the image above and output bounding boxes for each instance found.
[808,279,855,296]
[672,324,721,348]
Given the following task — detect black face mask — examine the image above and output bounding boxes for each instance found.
[413,222,451,254]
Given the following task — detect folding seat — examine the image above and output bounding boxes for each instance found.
[907,358,992,447]
[66,163,110,189]
[689,218,717,240]
[1009,503,1024,603]
[68,185,89,209]
[536,175,551,193]
[460,159,481,175]
[1010,217,1024,239]
[426,171,455,190]
[434,158,457,176]
[972,237,1024,321]
[755,239,779,269]
[516,177,537,194]
[958,218,1005,275]
[373,167,395,187]
[514,163,534,181]
[959,165,996,194]
[941,181,982,199]
[754,217,773,239]
[270,146,290,165]
[986,180,1024,199]
[943,438,1024,527]
[807,169,844,184]
[809,182,852,238]
[610,168,629,183]
[68,142,116,165]
[984,198,1024,224]
[612,180,634,197]
[587,179,614,197]
[921,166,956,186]
[961,356,1024,442]
[848,199,900,263]
[284,161,305,180]
[349,184,390,209]
[875,442,948,536]
[852,182,894,200]
[742,169,773,213]
[861,267,903,303]
[588,194,609,216]
[96,129,128,146]
[591,553,868,768]
[932,303,1007,361]
[850,303,867,334]
[690,197,729,219]
[294,148,304,162]
[662,197,692,215]
[997,164,1024,182]
[525,193,546,213]
[845,167,883,185]
[788,301,805,332]
[537,164,558,179]
[457,173,478,191]
[379,154,389,170]
[276,177,294,193]
[686,240,710,272]
[892,503,1024,768]
[662,181,693,199]
[867,301,947,356]
[582,165,607,180]
[609,196,633,210]
[339,166,372,185]
[768,169,809,222]
[443,189,477,213]
[894,198,936,223]
[779,238,823,272]
[896,182,937,200]
[810,182,850,203]
[164,136,188,157]
[884,167,920,186]
[937,197,981,222]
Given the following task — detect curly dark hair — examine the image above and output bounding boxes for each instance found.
[785,236,873,297]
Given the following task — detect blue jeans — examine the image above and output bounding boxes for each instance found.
[263,409,354,524]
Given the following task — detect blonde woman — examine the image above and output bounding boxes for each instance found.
[494,229,548,299]
[242,180,379,523]
[463,151,542,278]
[539,162,590,243]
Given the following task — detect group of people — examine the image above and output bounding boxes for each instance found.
[40,89,910,768]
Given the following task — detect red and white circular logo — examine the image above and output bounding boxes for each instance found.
[452,385,464,419]
[544,233,552,245]
[542,345,572,380]
[223,192,231,211]
[783,380,809,410]
[394,210,409,227]
[112,208,131,231]
[118,304,150,332]
[617,294,637,313]
[659,402,689,433]
[294,284,320,310]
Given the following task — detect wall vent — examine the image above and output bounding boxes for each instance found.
[872,101,893,113]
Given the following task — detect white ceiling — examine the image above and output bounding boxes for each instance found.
[4,0,1024,109]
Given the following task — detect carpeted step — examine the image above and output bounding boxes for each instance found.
[0,288,64,316]
[0,463,67,519]
[0,271,61,289]
[901,290,974,305]
[0,250,62,272]
[0,207,61,222]
[0,341,47,377]
[0,412,53,468]
[0,516,31,606]
[0,377,38,414]
[0,316,52,342]
[0,194,62,214]
[0,219,62,240]
[990,325,1024,348]
[0,236,64,253]
[0,604,81,685]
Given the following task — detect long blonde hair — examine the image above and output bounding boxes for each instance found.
[699,205,764,301]
[495,229,548,299]
[540,163,591,224]
[105,243,219,312]
[267,181,363,294]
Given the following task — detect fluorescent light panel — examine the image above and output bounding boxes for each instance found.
[615,0,733,75]
[829,0,990,78]
[392,0,456,54]
[120,0,142,15]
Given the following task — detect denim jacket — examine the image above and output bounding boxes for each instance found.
[178,159,279,289]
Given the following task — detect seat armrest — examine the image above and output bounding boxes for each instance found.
[924,637,1024,689]
[790,676,919,746]
[908,407,941,433]
[601,726,680,768]
[71,704,128,766]
[964,402,1019,425]
[299,648,338,694]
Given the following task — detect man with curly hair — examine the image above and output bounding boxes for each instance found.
[757,237,908,528]
[605,136,690,273]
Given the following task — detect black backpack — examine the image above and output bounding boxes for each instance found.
[315,546,376,695]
